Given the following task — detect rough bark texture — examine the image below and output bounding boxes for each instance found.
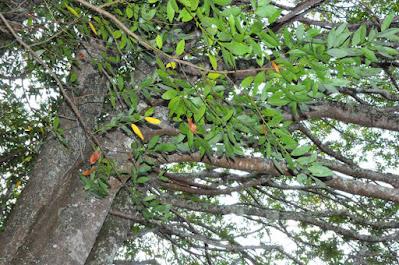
[304,102,399,131]
[0,43,115,265]
[85,189,133,265]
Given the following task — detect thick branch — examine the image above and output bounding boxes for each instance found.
[271,0,326,31]
[157,153,399,202]
[290,101,399,131]
[321,159,399,188]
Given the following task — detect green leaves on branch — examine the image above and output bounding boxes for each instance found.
[175,39,185,56]
[308,163,333,177]
[222,41,251,56]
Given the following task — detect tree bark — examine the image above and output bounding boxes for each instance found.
[0,43,118,265]
[85,189,133,265]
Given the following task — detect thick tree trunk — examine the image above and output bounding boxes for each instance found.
[0,47,156,264]
[0,44,119,265]
[85,189,133,265]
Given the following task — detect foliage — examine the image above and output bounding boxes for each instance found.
[1,0,399,264]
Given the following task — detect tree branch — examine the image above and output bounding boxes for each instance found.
[271,0,326,31]
[288,101,399,132]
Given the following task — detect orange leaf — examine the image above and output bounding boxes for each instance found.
[271,61,280,73]
[83,167,96,176]
[89,151,101,165]
[188,118,197,134]
[82,169,91,176]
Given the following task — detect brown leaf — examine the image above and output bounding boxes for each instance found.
[188,118,197,134]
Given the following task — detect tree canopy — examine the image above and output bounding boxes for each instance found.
[1,0,399,264]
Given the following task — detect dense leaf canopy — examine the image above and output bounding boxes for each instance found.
[1,0,399,264]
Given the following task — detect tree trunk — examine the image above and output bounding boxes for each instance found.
[85,189,133,265]
[0,43,120,265]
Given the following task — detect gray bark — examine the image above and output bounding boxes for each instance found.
[0,43,121,265]
[85,189,133,265]
[285,101,399,131]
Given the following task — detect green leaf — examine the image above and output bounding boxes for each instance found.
[147,135,160,149]
[214,0,232,6]
[255,5,281,23]
[162,89,178,100]
[178,0,191,7]
[291,145,311,156]
[155,143,177,152]
[53,116,60,128]
[327,48,361,59]
[126,6,134,18]
[139,164,152,174]
[167,0,175,22]
[70,72,77,83]
[268,92,289,106]
[190,0,199,10]
[155,35,163,49]
[352,25,366,46]
[296,173,308,184]
[222,109,234,123]
[361,47,377,62]
[309,163,333,177]
[65,4,79,17]
[144,195,156,201]
[208,53,217,70]
[113,30,122,39]
[241,76,254,88]
[137,176,150,184]
[208,72,221,80]
[223,41,251,56]
[381,13,395,31]
[179,9,193,22]
[175,39,185,56]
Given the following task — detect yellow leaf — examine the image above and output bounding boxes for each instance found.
[131,123,144,141]
[166,61,177,69]
[65,4,79,17]
[144,117,161,125]
[89,22,97,35]
[207,72,221,80]
[15,180,22,188]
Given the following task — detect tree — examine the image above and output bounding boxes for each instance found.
[0,0,398,264]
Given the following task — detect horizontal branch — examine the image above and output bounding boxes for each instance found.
[159,153,399,202]
[321,159,399,188]
[327,177,399,203]
[289,101,399,132]
[159,153,282,175]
